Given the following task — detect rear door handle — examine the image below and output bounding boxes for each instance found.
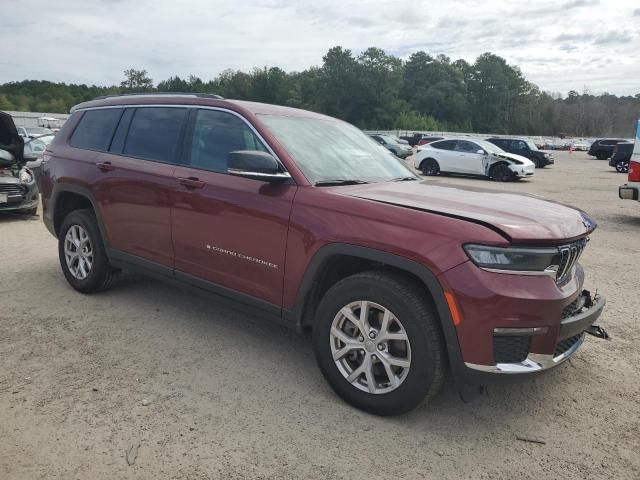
[178,177,205,189]
[96,161,115,172]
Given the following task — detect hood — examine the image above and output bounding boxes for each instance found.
[491,151,535,166]
[340,181,595,243]
[0,111,24,166]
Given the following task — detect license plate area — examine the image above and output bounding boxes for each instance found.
[0,193,7,203]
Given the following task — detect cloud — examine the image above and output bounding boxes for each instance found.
[593,30,634,45]
[0,0,638,95]
[562,0,599,8]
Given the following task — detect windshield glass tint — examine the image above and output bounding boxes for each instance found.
[259,115,413,183]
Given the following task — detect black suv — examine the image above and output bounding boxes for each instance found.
[486,138,554,168]
[608,141,633,173]
[588,139,626,160]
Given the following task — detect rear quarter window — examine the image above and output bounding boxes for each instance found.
[70,108,123,151]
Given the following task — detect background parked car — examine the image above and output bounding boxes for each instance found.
[609,141,633,173]
[369,134,413,158]
[589,138,626,160]
[486,137,554,168]
[16,126,54,139]
[23,134,54,187]
[414,138,535,181]
[416,135,444,146]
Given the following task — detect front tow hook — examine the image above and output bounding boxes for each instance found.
[586,324,610,340]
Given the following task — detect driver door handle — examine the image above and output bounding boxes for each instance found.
[96,161,115,172]
[178,177,205,189]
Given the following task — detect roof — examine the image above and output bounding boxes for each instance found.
[69,94,334,121]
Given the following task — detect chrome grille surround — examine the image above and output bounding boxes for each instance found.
[555,238,587,283]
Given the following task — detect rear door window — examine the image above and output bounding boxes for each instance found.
[431,140,457,151]
[70,108,123,151]
[188,109,267,173]
[455,140,479,153]
[123,107,188,163]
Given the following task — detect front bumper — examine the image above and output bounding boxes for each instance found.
[619,184,639,201]
[0,180,39,212]
[438,260,606,384]
[513,167,535,178]
[464,292,605,374]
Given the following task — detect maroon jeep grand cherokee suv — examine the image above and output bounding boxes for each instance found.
[37,94,605,415]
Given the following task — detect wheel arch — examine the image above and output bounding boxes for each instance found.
[287,244,464,374]
[51,184,109,246]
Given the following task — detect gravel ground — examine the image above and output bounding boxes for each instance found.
[1,150,638,479]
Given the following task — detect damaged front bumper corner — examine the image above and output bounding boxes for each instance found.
[465,291,606,374]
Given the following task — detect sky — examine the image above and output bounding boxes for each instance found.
[2,0,639,96]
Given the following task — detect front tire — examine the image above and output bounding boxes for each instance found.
[490,163,514,182]
[312,271,446,416]
[420,158,440,176]
[58,209,117,293]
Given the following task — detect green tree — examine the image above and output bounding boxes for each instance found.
[120,69,153,90]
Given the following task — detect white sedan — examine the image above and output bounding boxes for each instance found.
[414,138,535,181]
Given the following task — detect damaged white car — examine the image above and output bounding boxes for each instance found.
[414,138,535,181]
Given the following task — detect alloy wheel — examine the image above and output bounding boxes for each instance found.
[64,225,94,280]
[330,300,411,394]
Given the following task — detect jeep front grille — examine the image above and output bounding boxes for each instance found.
[555,239,586,283]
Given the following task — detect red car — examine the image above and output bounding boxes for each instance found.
[34,94,605,415]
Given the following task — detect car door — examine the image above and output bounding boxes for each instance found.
[170,108,296,307]
[429,140,459,172]
[454,140,485,174]
[84,106,188,269]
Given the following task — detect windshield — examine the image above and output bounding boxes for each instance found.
[259,115,414,184]
[473,139,505,154]
[526,141,539,151]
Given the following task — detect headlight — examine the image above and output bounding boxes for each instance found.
[544,153,550,158]
[509,159,523,165]
[463,244,559,274]
[19,169,33,184]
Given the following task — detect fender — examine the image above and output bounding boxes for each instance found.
[48,182,110,247]
[285,243,466,378]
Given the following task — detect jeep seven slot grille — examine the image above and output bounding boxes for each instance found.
[555,239,586,283]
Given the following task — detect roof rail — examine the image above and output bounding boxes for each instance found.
[92,92,224,100]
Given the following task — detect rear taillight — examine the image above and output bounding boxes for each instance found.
[629,160,640,182]
[613,144,618,154]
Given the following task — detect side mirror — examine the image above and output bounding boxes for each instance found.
[227,150,291,182]
[477,149,485,155]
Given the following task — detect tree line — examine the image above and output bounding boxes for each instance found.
[1,47,638,137]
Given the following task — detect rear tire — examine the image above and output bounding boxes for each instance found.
[420,158,440,176]
[58,209,118,293]
[312,271,446,416]
[489,163,514,182]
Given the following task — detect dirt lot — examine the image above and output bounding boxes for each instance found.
[1,150,638,479]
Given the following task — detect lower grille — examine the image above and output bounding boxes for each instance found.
[493,335,531,363]
[554,334,582,357]
[0,184,26,196]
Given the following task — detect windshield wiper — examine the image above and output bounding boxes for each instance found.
[390,176,419,182]
[314,179,370,187]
